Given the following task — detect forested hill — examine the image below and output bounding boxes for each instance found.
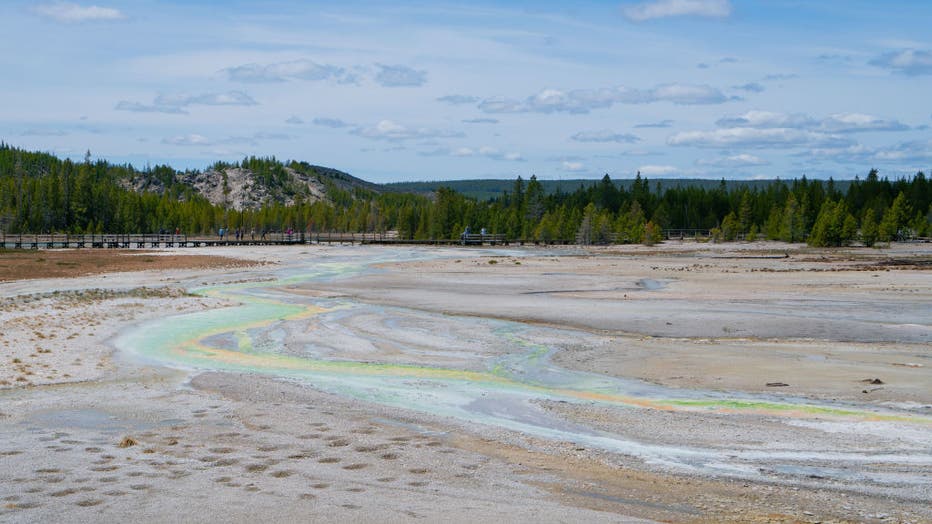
[384,178,854,201]
[1,143,929,248]
[0,143,391,233]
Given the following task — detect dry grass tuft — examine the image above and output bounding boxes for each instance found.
[117,436,137,448]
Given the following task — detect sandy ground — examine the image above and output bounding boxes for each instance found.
[0,242,930,523]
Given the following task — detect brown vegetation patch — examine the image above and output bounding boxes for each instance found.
[0,250,256,282]
[117,436,137,448]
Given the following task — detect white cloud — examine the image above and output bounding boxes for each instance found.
[419,145,523,161]
[478,83,729,114]
[352,120,463,141]
[34,2,124,23]
[162,134,211,146]
[696,153,769,167]
[374,64,427,87]
[716,110,908,133]
[312,117,351,128]
[634,119,674,128]
[800,140,932,166]
[819,113,909,133]
[285,115,304,125]
[562,161,586,172]
[222,60,426,86]
[116,91,257,114]
[462,118,499,124]
[762,73,798,81]
[157,91,258,107]
[638,164,679,175]
[161,132,290,147]
[871,139,932,163]
[716,110,816,129]
[223,59,350,83]
[115,101,187,114]
[869,49,932,76]
[668,127,854,149]
[220,133,291,146]
[733,82,765,93]
[571,130,641,143]
[623,0,731,22]
[437,95,480,105]
[21,129,68,136]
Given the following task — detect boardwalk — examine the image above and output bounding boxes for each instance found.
[0,230,714,250]
[0,232,542,249]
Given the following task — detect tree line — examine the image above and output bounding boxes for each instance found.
[1,143,929,246]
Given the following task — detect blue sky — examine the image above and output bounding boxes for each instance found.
[1,0,930,182]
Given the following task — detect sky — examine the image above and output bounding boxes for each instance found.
[1,0,931,183]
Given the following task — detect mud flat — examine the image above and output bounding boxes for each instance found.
[1,242,930,523]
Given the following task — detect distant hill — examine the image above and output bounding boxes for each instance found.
[384,178,854,201]
[122,158,382,211]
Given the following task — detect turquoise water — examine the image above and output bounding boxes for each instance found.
[114,248,932,485]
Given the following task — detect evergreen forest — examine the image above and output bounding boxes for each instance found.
[1,143,929,247]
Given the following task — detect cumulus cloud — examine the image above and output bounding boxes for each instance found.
[634,119,674,128]
[733,82,764,93]
[34,2,124,23]
[562,161,586,172]
[696,153,769,167]
[437,95,480,105]
[219,132,291,146]
[478,83,730,114]
[462,118,499,124]
[869,49,932,76]
[162,134,211,146]
[116,91,257,114]
[870,139,932,163]
[312,117,351,128]
[352,120,463,141]
[466,146,522,161]
[801,140,932,166]
[419,146,523,161]
[570,130,641,143]
[762,73,798,81]
[374,64,427,87]
[716,110,908,133]
[637,164,679,176]
[222,59,351,83]
[21,129,68,136]
[221,60,426,86]
[156,92,258,107]
[716,110,816,129]
[623,0,731,22]
[285,115,304,125]
[819,113,909,133]
[668,127,854,149]
[161,132,290,147]
[114,101,187,114]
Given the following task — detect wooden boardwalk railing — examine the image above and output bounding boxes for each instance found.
[1,230,711,249]
[0,232,548,249]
